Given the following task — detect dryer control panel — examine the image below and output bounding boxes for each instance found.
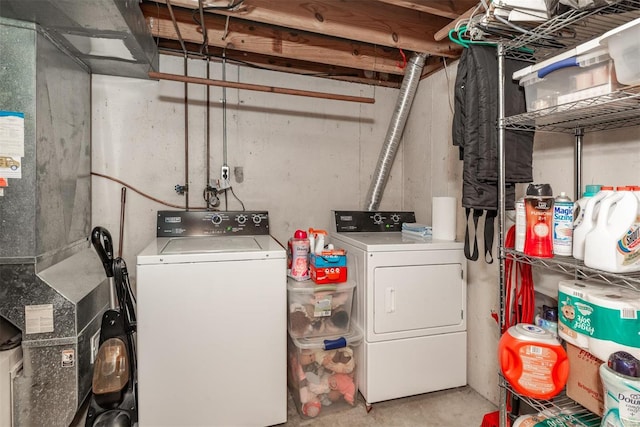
[157,210,270,236]
[333,210,416,232]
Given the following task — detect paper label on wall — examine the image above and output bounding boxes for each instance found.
[25,304,54,334]
[61,349,75,368]
[0,155,22,178]
[0,111,25,156]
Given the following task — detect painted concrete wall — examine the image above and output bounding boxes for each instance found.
[92,53,640,409]
[92,55,401,266]
[403,62,502,405]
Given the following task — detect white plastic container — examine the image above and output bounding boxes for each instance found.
[599,17,640,86]
[584,190,640,273]
[573,184,601,229]
[573,186,614,260]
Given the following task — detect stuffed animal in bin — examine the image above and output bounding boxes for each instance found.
[315,346,355,374]
[328,373,356,405]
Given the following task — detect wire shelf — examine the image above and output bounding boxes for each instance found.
[505,248,640,291]
[500,377,601,426]
[502,85,640,132]
[472,1,640,61]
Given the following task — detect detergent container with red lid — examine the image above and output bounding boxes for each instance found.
[498,324,568,400]
[524,184,554,258]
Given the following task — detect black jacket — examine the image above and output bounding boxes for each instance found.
[453,45,533,211]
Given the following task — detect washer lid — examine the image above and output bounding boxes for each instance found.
[136,235,285,264]
[161,236,261,254]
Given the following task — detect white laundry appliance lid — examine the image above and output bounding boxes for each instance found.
[331,231,463,252]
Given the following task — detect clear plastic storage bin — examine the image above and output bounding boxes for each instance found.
[287,279,355,339]
[287,326,363,419]
[599,17,640,86]
[514,46,618,111]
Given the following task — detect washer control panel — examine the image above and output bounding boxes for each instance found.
[157,210,270,237]
[333,210,416,232]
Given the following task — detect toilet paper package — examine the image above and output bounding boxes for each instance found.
[558,280,606,349]
[587,289,640,362]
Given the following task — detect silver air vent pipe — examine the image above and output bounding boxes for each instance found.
[365,52,427,211]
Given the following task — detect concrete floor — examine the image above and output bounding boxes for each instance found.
[73,386,496,427]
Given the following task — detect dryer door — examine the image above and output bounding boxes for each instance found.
[373,263,464,337]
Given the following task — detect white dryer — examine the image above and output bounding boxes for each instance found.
[330,211,467,406]
[136,211,287,427]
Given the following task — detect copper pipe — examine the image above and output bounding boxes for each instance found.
[148,71,376,104]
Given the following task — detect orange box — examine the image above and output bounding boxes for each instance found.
[310,265,347,284]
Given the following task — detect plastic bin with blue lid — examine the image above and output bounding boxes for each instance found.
[287,326,363,419]
[513,39,619,112]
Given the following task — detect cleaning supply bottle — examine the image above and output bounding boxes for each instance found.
[288,230,310,281]
[599,351,640,427]
[498,324,568,400]
[584,188,640,273]
[553,192,573,256]
[516,197,526,252]
[524,184,554,258]
[574,185,601,229]
[573,186,614,260]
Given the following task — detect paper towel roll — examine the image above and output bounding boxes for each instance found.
[432,197,457,241]
[557,280,606,349]
[587,290,640,362]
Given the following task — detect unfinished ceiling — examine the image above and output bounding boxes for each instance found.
[140,0,479,87]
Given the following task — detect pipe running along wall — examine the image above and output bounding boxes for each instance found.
[365,52,427,211]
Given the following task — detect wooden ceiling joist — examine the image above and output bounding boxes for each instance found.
[144,3,409,75]
[148,0,461,57]
[374,0,478,20]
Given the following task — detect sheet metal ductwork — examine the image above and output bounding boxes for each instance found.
[365,52,427,211]
[0,18,108,426]
[0,0,158,79]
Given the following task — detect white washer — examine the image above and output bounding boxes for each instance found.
[330,211,467,406]
[136,211,287,427]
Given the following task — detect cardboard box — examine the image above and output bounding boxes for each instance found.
[566,343,605,416]
[310,265,347,284]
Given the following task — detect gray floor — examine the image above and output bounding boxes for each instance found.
[72,386,496,427]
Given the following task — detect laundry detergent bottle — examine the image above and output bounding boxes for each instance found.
[524,184,554,258]
[573,186,614,260]
[599,351,640,427]
[584,189,640,273]
[574,185,602,228]
[288,230,310,281]
[499,324,568,400]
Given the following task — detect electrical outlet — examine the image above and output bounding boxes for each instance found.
[90,330,100,364]
[221,166,230,182]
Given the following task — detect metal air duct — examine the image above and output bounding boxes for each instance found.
[0,0,158,79]
[365,52,427,211]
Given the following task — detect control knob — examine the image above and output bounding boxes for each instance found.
[236,214,247,225]
[391,214,400,223]
[252,214,262,225]
[211,214,223,225]
[373,213,383,224]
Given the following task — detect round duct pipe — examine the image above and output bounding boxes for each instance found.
[365,52,427,211]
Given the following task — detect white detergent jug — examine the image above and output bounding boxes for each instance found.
[584,190,640,273]
[572,187,614,260]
